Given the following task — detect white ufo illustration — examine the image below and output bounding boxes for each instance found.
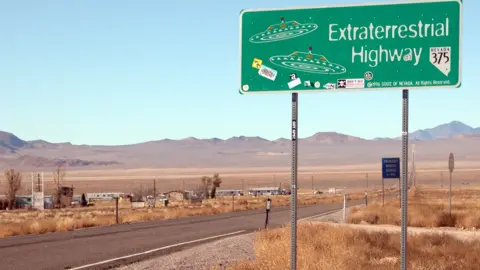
[249,17,318,43]
[269,46,347,75]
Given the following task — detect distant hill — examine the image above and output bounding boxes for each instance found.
[407,121,480,140]
[0,131,27,152]
[0,120,479,169]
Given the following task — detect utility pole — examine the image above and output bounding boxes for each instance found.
[366,173,369,190]
[182,179,185,203]
[153,177,157,208]
[412,144,416,187]
[441,172,444,188]
[241,179,245,194]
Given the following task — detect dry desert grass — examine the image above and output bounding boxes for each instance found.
[348,187,480,228]
[0,190,387,238]
[230,222,480,270]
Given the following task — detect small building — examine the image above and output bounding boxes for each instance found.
[15,195,53,209]
[164,190,189,201]
[248,187,281,196]
[215,189,244,197]
[15,195,32,209]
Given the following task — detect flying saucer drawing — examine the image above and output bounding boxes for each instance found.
[249,17,318,44]
[269,46,347,75]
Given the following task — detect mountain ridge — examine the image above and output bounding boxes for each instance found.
[1,121,479,149]
[1,121,479,170]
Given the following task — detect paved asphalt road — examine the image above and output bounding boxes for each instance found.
[0,198,369,270]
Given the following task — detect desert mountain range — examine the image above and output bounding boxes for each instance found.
[1,121,479,170]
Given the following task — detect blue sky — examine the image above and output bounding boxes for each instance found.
[0,0,477,145]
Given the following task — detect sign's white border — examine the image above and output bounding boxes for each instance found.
[238,0,463,95]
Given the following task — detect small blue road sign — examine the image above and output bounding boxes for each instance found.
[382,157,400,179]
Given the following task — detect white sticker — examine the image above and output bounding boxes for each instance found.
[258,65,278,81]
[338,78,364,89]
[314,81,321,88]
[323,83,335,89]
[430,47,451,76]
[288,77,301,89]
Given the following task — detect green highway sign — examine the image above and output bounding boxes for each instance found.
[238,0,462,94]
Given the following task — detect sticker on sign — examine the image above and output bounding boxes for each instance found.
[258,65,278,81]
[337,79,364,89]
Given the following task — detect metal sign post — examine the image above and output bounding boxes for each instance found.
[449,153,455,215]
[401,89,409,270]
[291,93,298,270]
[382,177,385,207]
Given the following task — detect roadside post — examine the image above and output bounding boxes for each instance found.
[115,195,119,224]
[232,194,235,211]
[239,2,462,269]
[265,198,271,229]
[449,153,455,215]
[153,177,156,208]
[343,193,347,222]
[382,177,385,207]
[365,191,368,207]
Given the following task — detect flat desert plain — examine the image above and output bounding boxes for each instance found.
[2,161,480,195]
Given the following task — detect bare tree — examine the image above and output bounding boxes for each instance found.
[210,173,222,199]
[130,184,156,202]
[201,176,212,199]
[4,169,22,209]
[53,165,66,207]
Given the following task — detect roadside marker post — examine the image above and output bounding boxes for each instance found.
[115,196,119,224]
[365,191,368,207]
[343,193,347,222]
[239,1,462,269]
[448,153,455,215]
[265,198,271,229]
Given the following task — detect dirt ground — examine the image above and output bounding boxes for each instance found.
[1,165,478,195]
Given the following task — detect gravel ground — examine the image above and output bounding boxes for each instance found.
[115,233,255,270]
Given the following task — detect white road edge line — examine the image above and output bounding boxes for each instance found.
[299,209,341,221]
[69,208,344,270]
[68,230,246,270]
